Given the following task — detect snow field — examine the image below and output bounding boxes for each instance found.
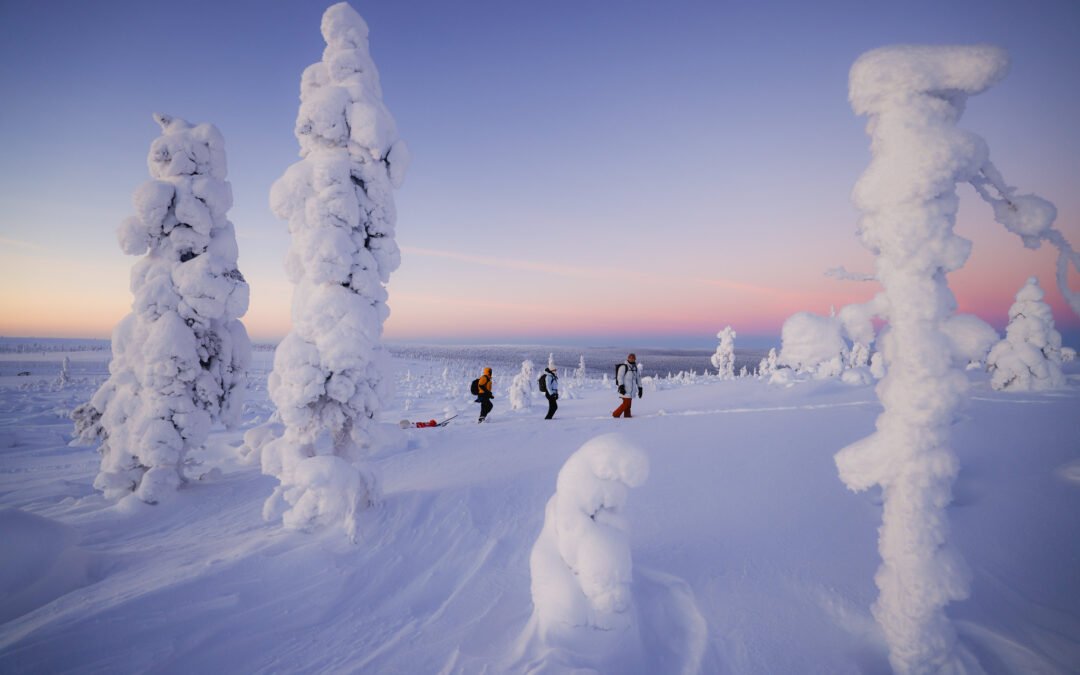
[2,346,1078,672]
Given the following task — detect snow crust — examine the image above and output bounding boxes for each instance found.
[72,114,250,504]
[257,2,406,539]
[986,277,1066,391]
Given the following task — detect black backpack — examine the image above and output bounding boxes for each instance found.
[470,378,480,395]
[537,373,548,393]
[615,363,626,383]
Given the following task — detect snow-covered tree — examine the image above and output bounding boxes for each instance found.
[710,326,736,380]
[509,359,536,410]
[54,356,72,391]
[72,114,250,504]
[527,433,649,668]
[779,312,846,378]
[986,277,1066,390]
[573,355,587,386]
[257,3,410,540]
[1063,347,1077,363]
[757,348,778,378]
[834,45,1045,674]
[942,313,999,369]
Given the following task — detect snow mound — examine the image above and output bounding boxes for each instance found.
[0,509,103,624]
[523,433,649,670]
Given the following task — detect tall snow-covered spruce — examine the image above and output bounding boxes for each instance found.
[259,3,409,539]
[832,45,1066,673]
[72,114,250,504]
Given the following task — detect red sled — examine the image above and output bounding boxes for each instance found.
[399,414,458,429]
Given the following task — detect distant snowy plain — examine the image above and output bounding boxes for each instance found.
[1,340,1078,673]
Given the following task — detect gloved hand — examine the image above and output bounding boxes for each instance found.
[638,387,643,398]
[618,384,626,396]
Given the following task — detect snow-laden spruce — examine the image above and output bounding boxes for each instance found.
[942,313,1000,370]
[525,433,649,669]
[986,277,1066,390]
[72,114,250,504]
[779,312,846,379]
[256,2,409,539]
[835,45,1024,674]
[756,348,778,378]
[509,359,536,410]
[710,326,736,379]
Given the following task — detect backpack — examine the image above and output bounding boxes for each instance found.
[470,378,480,396]
[615,363,626,383]
[537,373,548,393]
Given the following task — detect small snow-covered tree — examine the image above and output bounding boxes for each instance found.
[710,326,736,380]
[527,433,649,667]
[779,312,845,378]
[757,347,778,378]
[54,356,72,390]
[509,359,536,410]
[258,3,410,540]
[573,355,587,386]
[987,277,1066,390]
[1063,347,1077,363]
[832,45,1067,674]
[72,114,250,504]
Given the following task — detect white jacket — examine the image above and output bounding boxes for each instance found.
[616,361,641,398]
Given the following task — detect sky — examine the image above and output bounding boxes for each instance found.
[1,0,1078,348]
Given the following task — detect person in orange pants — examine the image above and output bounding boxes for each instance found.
[612,353,642,418]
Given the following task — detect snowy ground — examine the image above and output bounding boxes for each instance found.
[1,343,1078,673]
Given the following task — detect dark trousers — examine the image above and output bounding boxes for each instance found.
[612,397,632,418]
[545,394,558,419]
[479,397,493,420]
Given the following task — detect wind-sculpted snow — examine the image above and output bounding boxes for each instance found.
[256,2,407,539]
[525,433,649,669]
[71,114,250,504]
[987,277,1066,391]
[837,44,1012,674]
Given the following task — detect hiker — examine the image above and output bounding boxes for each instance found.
[540,365,559,420]
[612,353,642,418]
[474,367,494,423]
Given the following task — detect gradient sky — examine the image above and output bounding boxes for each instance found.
[1,0,1078,348]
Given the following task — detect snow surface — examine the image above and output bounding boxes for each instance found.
[1,343,1078,673]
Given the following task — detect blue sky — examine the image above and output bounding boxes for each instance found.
[1,0,1078,347]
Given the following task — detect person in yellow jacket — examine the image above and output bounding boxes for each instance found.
[475,367,494,423]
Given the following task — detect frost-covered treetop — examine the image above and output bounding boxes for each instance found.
[849,44,1009,115]
[292,1,409,185]
[146,113,227,181]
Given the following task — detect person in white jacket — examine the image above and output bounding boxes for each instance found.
[612,353,642,418]
[540,365,559,420]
